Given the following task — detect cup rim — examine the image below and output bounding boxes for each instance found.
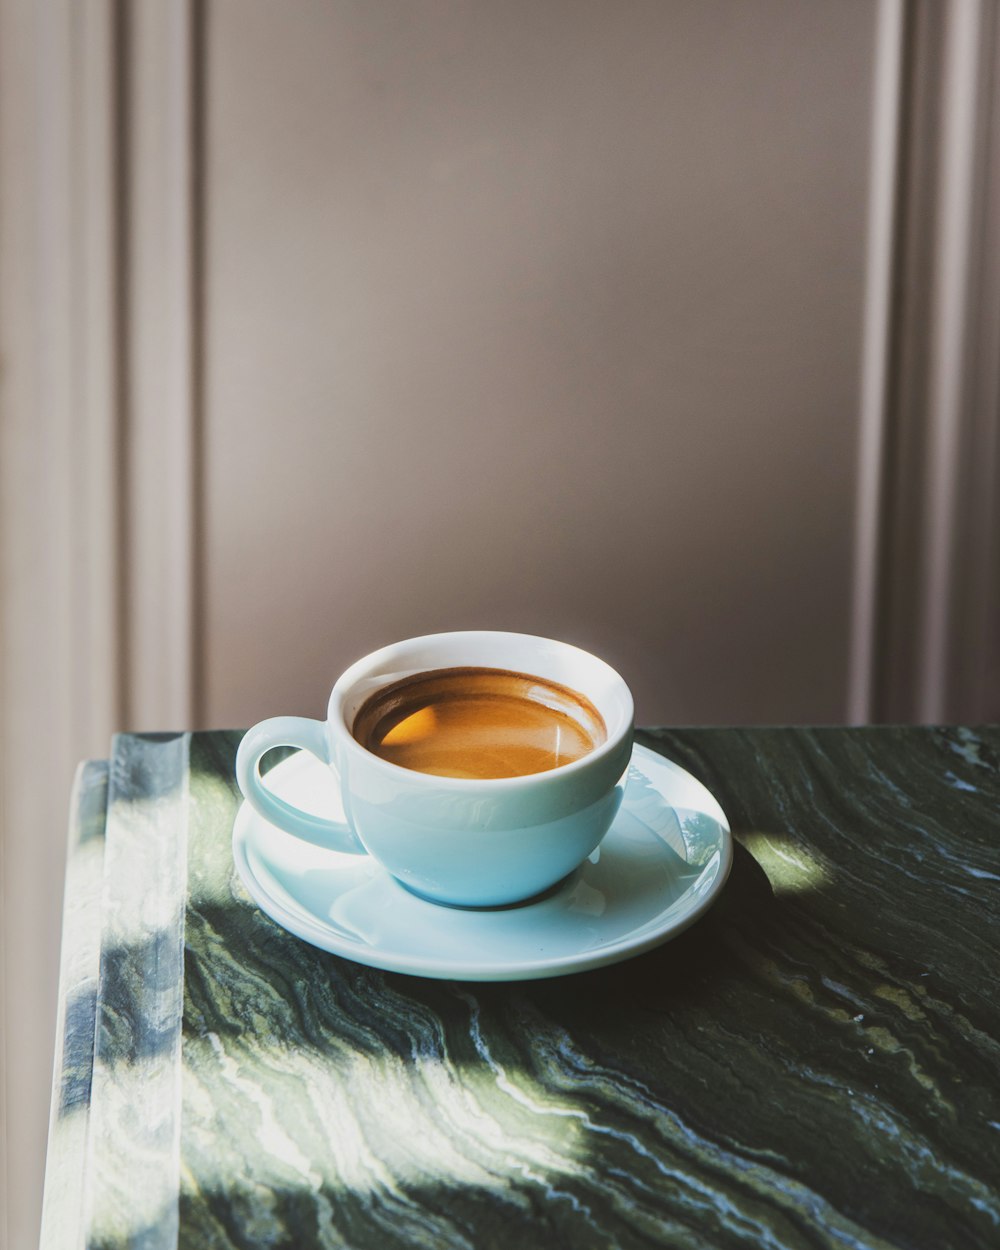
[327,630,634,789]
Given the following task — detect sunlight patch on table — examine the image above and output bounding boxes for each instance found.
[182,1032,589,1212]
[742,832,833,895]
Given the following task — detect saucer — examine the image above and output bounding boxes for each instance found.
[231,743,733,982]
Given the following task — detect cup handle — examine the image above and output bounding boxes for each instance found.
[235,716,365,854]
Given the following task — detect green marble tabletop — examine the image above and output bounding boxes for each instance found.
[41,727,1000,1250]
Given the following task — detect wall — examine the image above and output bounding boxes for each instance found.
[3,2,999,1247]
[202,0,875,730]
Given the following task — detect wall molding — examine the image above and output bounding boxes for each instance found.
[954,0,1000,723]
[121,0,203,732]
[852,0,1000,724]
[913,0,1000,722]
[0,2,123,1246]
[0,1,203,1244]
[71,0,126,744]
[848,0,907,724]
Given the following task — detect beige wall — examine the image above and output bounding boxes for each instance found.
[203,0,875,730]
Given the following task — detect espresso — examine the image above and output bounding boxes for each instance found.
[352,667,606,779]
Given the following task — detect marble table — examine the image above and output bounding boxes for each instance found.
[41,727,1000,1249]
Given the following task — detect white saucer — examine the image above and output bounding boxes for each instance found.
[231,743,733,982]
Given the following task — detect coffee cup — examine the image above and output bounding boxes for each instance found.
[235,631,634,907]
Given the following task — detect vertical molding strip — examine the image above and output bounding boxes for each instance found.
[123,0,201,732]
[863,0,1000,723]
[965,3,1000,721]
[848,0,907,724]
[1,1,122,1246]
[71,0,125,747]
[916,0,987,721]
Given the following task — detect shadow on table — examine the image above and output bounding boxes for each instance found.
[462,837,776,1018]
[64,829,788,1106]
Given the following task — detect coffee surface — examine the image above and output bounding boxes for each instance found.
[352,667,606,779]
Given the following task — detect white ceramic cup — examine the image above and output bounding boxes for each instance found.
[235,631,634,907]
